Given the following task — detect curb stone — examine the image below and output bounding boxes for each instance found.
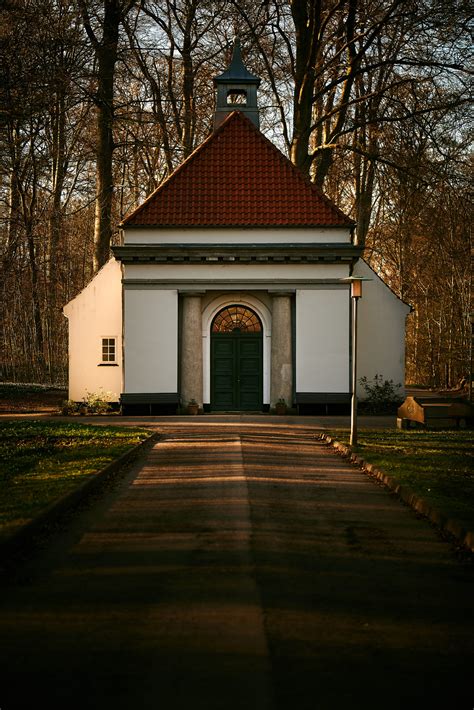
[319,432,474,555]
[0,432,158,559]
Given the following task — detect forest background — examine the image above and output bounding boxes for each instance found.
[1,0,472,388]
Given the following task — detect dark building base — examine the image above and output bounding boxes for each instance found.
[120,393,180,416]
[297,402,350,415]
[295,392,351,416]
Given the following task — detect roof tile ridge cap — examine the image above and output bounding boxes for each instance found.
[238,113,354,225]
[282,152,354,225]
[305,179,355,225]
[120,115,238,226]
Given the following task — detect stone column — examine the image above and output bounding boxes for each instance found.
[181,292,203,408]
[270,292,293,407]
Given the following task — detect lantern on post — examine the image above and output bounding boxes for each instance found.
[341,276,372,446]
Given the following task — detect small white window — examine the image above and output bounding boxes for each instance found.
[101,337,116,363]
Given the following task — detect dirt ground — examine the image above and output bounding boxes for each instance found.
[0,386,67,413]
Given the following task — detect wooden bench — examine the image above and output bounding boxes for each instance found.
[397,396,473,429]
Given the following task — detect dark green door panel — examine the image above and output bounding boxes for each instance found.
[211,333,262,411]
[212,339,236,409]
[238,338,262,410]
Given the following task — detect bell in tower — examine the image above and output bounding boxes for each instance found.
[213,38,261,130]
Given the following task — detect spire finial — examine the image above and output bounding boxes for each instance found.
[230,36,243,66]
[213,38,261,130]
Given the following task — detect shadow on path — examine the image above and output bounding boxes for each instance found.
[1,424,473,709]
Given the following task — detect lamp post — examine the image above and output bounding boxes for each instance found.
[341,276,371,447]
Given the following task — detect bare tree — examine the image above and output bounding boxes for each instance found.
[233,0,472,242]
[1,0,471,387]
[1,0,95,381]
[77,0,138,271]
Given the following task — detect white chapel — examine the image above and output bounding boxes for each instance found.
[64,41,410,415]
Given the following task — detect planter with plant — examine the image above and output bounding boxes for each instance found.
[187,399,199,415]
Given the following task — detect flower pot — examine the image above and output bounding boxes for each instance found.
[275,403,287,415]
[187,403,199,415]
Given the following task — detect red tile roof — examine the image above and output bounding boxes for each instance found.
[121,111,353,228]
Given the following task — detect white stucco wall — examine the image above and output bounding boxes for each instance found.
[123,289,178,393]
[63,249,408,407]
[123,262,349,283]
[123,227,351,245]
[63,258,122,402]
[354,260,410,397]
[296,289,350,393]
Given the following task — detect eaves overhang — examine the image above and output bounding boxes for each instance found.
[121,223,356,230]
[112,243,363,264]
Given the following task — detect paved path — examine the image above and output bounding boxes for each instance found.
[1,423,473,709]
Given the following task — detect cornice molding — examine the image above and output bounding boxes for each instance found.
[113,242,363,265]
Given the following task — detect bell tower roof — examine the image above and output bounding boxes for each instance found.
[213,38,261,130]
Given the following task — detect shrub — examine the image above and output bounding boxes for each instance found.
[83,390,113,415]
[359,374,403,414]
[61,399,79,415]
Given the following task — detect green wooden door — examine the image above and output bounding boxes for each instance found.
[211,333,263,411]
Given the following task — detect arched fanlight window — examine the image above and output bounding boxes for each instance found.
[212,305,262,333]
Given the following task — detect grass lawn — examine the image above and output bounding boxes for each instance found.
[0,420,150,540]
[327,428,474,533]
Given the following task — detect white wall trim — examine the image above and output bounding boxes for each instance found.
[201,293,272,405]
[124,226,351,244]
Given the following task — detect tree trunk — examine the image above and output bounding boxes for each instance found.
[93,4,120,272]
[289,0,319,176]
[5,125,21,267]
[79,0,125,272]
[49,91,66,282]
[26,224,44,364]
[181,6,195,159]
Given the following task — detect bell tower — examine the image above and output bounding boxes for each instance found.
[213,38,261,130]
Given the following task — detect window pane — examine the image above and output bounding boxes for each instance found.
[102,338,116,362]
[211,306,262,333]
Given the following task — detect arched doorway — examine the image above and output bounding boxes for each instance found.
[211,305,263,411]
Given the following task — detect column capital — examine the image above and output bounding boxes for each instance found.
[179,290,206,297]
[268,290,294,297]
